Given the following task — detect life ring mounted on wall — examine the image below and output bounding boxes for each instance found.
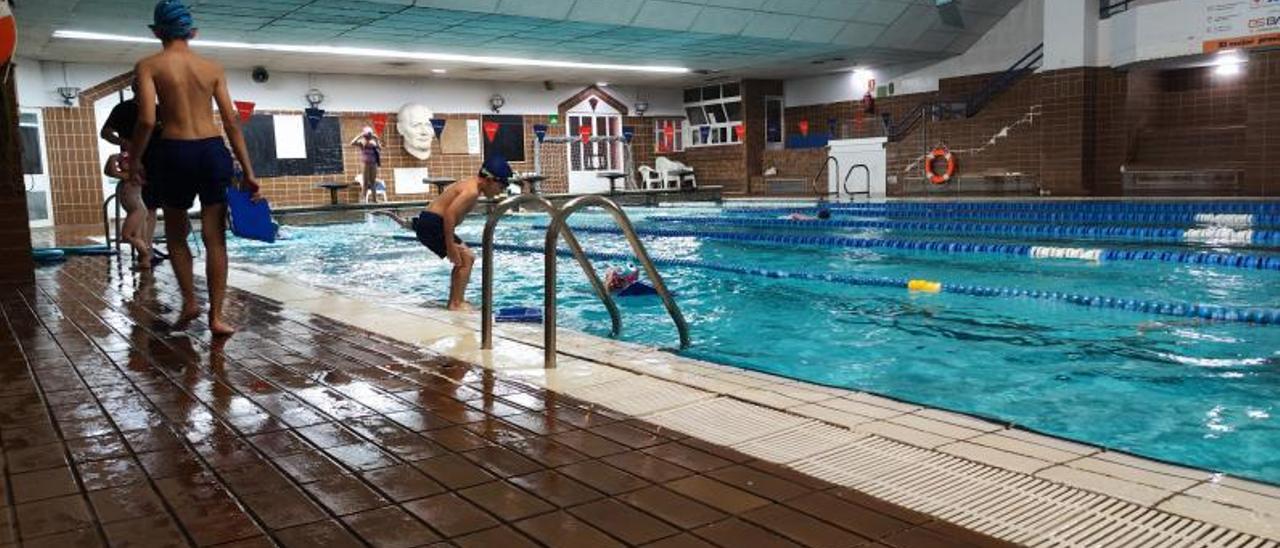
[924,145,956,185]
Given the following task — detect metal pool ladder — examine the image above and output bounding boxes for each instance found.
[480,194,691,369]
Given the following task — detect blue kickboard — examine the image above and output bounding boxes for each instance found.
[33,249,67,264]
[227,188,276,243]
[617,281,659,297]
[59,245,117,256]
[497,306,542,323]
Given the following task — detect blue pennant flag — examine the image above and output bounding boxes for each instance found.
[533,124,548,143]
[304,107,325,130]
[621,126,635,144]
[429,118,447,138]
[699,126,711,142]
[828,117,838,136]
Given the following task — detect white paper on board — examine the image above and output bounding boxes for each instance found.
[394,167,430,195]
[466,119,481,155]
[273,114,307,159]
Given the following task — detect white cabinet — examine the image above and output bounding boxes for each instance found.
[827,137,887,201]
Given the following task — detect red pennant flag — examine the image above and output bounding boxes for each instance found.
[578,124,592,144]
[734,125,745,140]
[663,122,675,140]
[483,120,500,143]
[588,97,599,111]
[370,113,388,135]
[798,120,809,137]
[233,101,255,123]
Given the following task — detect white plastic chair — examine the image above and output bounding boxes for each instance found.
[637,166,663,190]
[354,174,388,203]
[656,157,697,190]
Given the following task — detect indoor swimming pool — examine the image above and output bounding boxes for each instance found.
[228,201,1280,486]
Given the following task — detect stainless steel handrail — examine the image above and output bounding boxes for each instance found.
[543,195,690,369]
[812,156,840,200]
[101,193,121,251]
[480,194,621,350]
[843,164,871,198]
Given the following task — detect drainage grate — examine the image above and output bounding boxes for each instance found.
[564,375,712,416]
[644,397,811,446]
[792,436,1273,547]
[731,422,867,464]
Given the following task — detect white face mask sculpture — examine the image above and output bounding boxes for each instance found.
[396,103,435,160]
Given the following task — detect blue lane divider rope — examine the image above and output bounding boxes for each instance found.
[726,201,1280,215]
[527,223,1280,272]
[722,208,1280,229]
[454,239,1280,326]
[640,216,1280,247]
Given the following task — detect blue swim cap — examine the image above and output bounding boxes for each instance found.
[151,0,195,40]
[480,154,513,184]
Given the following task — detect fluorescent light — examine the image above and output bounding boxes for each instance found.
[1213,49,1245,76]
[52,30,691,74]
[1215,62,1242,76]
[431,68,447,74]
[596,81,609,87]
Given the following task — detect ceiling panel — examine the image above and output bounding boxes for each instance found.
[15,0,1025,85]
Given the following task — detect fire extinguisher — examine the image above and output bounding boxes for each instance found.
[862,79,876,115]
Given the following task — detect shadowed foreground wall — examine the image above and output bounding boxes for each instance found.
[1,71,35,283]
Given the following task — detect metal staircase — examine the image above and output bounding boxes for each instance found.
[882,43,1043,143]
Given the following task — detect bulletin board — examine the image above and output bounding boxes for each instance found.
[241,114,344,177]
[441,118,474,155]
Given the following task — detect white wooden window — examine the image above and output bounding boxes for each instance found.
[683,83,742,148]
[654,119,684,153]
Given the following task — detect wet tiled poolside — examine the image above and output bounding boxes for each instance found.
[0,257,1012,547]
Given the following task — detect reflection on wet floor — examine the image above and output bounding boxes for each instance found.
[0,257,1010,547]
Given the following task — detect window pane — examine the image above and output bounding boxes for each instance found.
[702,85,721,100]
[722,83,740,98]
[20,126,44,175]
[706,104,727,124]
[724,101,742,122]
[683,88,701,103]
[685,106,707,125]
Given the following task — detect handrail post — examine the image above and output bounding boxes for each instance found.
[813,156,840,201]
[481,194,622,351]
[544,195,690,369]
[842,164,871,198]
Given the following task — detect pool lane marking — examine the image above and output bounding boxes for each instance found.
[520,224,1280,272]
[449,239,1280,326]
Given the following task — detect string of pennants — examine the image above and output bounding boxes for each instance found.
[532,124,636,144]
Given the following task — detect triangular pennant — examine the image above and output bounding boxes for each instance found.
[734,124,745,140]
[578,125,592,144]
[798,119,809,137]
[621,126,635,144]
[233,101,255,123]
[588,97,599,111]
[663,122,675,139]
[699,126,710,142]
[429,118,447,139]
[483,120,500,143]
[305,107,325,130]
[533,124,548,143]
[370,113,388,135]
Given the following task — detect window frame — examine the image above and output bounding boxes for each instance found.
[683,83,743,149]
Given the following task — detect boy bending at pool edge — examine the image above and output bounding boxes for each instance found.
[376,155,513,311]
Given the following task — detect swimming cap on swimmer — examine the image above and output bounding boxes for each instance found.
[151,0,195,40]
[479,154,513,185]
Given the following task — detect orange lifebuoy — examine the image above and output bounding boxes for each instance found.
[924,146,955,185]
[0,1,16,66]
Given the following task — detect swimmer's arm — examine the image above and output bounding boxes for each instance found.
[104,154,126,179]
[212,65,259,195]
[127,62,157,183]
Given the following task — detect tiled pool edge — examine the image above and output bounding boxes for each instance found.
[222,265,1280,544]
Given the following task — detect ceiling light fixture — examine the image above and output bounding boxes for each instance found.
[596,82,609,87]
[52,30,691,74]
[431,68,447,74]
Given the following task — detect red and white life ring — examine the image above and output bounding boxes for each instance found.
[0,1,16,66]
[924,146,956,185]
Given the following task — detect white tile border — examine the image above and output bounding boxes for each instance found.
[224,266,1280,543]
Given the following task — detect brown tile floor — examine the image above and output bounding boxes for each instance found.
[0,257,1017,548]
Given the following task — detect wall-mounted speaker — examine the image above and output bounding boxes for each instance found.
[251,66,270,84]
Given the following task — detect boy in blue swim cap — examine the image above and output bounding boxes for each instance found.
[128,0,260,336]
[376,155,512,310]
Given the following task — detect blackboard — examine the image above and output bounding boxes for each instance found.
[483,114,526,162]
[241,114,344,178]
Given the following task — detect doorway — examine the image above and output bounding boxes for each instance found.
[19,109,52,227]
[565,95,623,194]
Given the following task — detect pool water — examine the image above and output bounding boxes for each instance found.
[230,204,1280,484]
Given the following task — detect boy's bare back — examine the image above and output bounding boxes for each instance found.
[427,178,482,222]
[136,49,225,140]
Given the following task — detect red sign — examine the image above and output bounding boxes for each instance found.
[798,120,809,137]
[370,113,388,135]
[0,2,16,66]
[578,124,593,144]
[733,125,745,140]
[233,101,255,123]
[483,120,499,143]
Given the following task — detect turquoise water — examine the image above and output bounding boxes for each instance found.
[230,205,1280,484]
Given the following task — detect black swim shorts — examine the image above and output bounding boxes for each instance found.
[411,211,462,259]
